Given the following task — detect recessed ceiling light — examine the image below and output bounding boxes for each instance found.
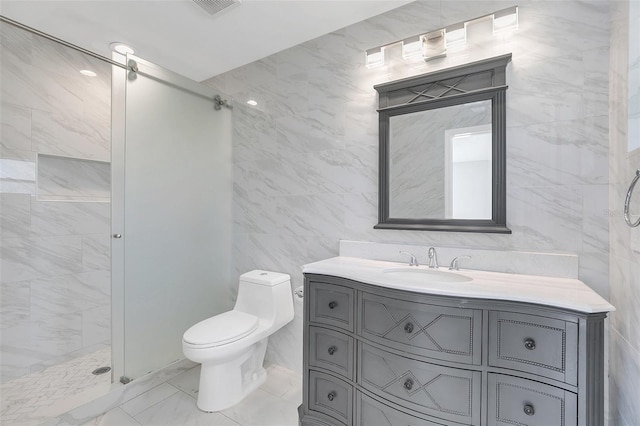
[246,100,258,106]
[80,70,97,77]
[110,42,135,55]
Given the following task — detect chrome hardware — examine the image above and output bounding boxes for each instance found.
[328,346,337,356]
[113,234,122,239]
[624,169,640,227]
[449,255,471,271]
[523,404,535,416]
[399,251,419,267]
[428,247,439,268]
[328,301,337,309]
[404,322,414,333]
[327,391,337,401]
[213,94,233,110]
[524,338,536,350]
[404,378,414,390]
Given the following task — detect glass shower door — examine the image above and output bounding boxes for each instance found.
[111,55,232,381]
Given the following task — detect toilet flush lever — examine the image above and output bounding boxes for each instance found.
[113,234,122,239]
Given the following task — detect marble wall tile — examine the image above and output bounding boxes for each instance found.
[0,103,32,151]
[82,234,111,272]
[32,110,110,162]
[0,193,31,240]
[1,236,83,283]
[31,199,110,236]
[30,270,110,320]
[0,280,30,330]
[82,305,111,348]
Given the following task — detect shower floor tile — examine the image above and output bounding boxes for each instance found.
[0,347,111,426]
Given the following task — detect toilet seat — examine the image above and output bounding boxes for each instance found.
[183,310,258,347]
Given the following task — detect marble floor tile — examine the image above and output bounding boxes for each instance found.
[220,387,299,426]
[167,365,200,399]
[121,383,179,418]
[81,407,140,426]
[134,391,240,426]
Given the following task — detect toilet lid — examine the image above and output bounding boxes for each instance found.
[183,310,259,347]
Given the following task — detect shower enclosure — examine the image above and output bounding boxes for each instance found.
[0,17,232,423]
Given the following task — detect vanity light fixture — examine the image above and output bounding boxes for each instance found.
[365,46,385,68]
[422,30,447,62]
[79,70,97,77]
[110,42,135,55]
[365,5,518,68]
[493,6,519,33]
[246,100,258,106]
[445,22,467,47]
[401,35,424,60]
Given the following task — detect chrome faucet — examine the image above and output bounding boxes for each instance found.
[427,247,438,268]
[399,251,419,267]
[449,255,471,271]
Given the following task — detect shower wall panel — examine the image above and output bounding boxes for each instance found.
[0,23,111,383]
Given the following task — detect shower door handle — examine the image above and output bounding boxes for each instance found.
[113,234,122,239]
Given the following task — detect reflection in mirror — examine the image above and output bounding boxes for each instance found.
[389,100,492,219]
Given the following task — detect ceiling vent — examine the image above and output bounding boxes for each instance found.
[192,0,241,16]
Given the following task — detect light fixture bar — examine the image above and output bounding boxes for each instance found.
[364,5,518,68]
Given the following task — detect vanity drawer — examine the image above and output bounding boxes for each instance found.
[309,370,353,425]
[489,311,578,385]
[488,373,577,426]
[360,292,482,364]
[357,392,448,426]
[309,326,354,380]
[359,343,481,425]
[309,282,354,332]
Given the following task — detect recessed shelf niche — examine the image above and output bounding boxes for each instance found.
[37,154,110,202]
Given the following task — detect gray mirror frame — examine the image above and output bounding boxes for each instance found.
[374,54,512,233]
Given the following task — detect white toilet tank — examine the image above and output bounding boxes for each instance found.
[234,270,293,329]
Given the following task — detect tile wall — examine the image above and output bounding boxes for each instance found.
[205,0,611,375]
[608,0,640,424]
[0,23,112,382]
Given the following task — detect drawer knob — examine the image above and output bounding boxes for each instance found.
[327,391,337,401]
[523,404,535,416]
[327,346,337,355]
[523,338,536,350]
[404,322,414,333]
[404,378,414,390]
[328,301,337,309]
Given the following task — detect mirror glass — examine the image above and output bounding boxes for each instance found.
[388,100,492,220]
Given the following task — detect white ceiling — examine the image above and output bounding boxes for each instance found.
[0,0,413,81]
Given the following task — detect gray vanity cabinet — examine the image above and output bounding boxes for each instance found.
[300,274,607,426]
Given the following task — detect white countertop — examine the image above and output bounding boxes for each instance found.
[302,257,615,314]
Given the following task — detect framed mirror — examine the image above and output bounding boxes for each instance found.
[374,54,512,233]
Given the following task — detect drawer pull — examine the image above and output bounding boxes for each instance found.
[327,391,337,401]
[523,404,535,416]
[404,378,414,390]
[327,346,337,355]
[523,338,536,350]
[404,322,414,333]
[328,301,337,309]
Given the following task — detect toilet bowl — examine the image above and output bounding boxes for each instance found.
[182,270,294,412]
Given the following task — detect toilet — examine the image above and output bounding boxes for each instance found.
[182,270,294,412]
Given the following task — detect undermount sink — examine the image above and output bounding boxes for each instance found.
[382,267,473,283]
